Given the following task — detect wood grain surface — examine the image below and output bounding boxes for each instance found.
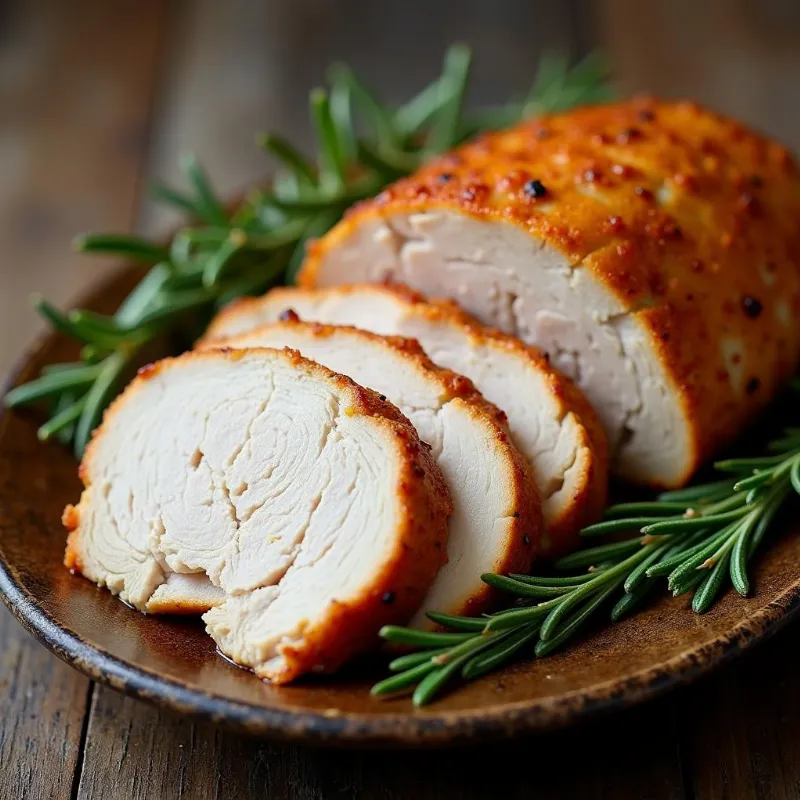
[1,0,800,797]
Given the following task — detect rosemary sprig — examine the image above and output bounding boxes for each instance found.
[3,47,611,457]
[373,420,800,706]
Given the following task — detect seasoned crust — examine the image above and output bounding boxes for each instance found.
[64,347,452,682]
[299,98,800,486]
[63,505,82,573]
[204,284,607,557]
[204,321,541,619]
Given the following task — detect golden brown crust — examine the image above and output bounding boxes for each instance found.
[62,503,79,532]
[64,347,453,681]
[206,321,541,620]
[62,505,83,572]
[300,99,800,484]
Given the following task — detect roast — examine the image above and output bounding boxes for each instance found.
[298,99,800,486]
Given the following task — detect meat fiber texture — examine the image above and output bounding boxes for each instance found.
[298,98,800,488]
[201,320,540,623]
[205,284,606,557]
[63,347,451,683]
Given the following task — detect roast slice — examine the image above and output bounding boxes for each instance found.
[204,285,606,556]
[202,322,540,622]
[63,347,451,683]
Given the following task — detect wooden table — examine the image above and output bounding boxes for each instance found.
[1,2,799,797]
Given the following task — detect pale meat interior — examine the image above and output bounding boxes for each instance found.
[306,211,690,486]
[402,317,594,539]
[205,285,604,552]
[207,324,534,626]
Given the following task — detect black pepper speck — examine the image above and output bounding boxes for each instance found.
[523,179,548,198]
[746,377,761,395]
[617,127,642,144]
[381,591,396,605]
[742,296,763,318]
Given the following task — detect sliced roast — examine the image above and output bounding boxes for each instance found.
[202,321,540,621]
[205,285,606,556]
[63,347,451,683]
[297,99,800,487]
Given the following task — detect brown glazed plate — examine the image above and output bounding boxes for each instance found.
[1,266,800,748]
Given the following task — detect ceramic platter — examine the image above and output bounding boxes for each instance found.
[1,267,799,746]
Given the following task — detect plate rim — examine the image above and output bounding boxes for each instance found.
[2,548,798,746]
[1,274,800,747]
